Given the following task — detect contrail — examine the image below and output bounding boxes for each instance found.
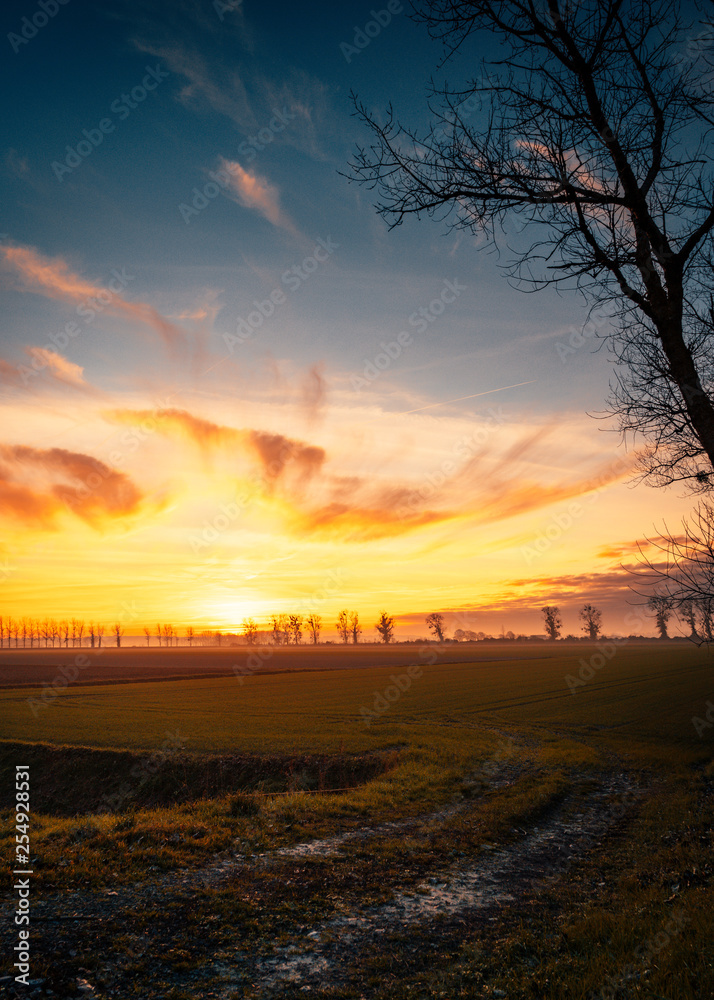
[402,380,537,414]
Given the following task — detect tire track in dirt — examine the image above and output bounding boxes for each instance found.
[249,771,643,994]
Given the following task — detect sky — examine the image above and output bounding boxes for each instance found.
[0,0,702,639]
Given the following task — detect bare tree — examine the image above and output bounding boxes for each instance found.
[648,595,674,638]
[350,611,361,645]
[631,503,714,641]
[305,613,322,644]
[348,1,714,488]
[88,622,97,648]
[680,598,700,640]
[186,625,195,648]
[112,622,124,648]
[142,626,151,647]
[579,604,603,640]
[241,618,259,645]
[155,623,163,648]
[97,624,105,648]
[336,609,351,644]
[75,619,85,648]
[698,596,714,641]
[542,606,562,641]
[426,612,446,641]
[375,611,395,644]
[271,613,289,645]
[288,614,304,645]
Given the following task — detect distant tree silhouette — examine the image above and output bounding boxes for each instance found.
[305,613,322,644]
[241,618,259,645]
[288,614,304,645]
[542,606,562,641]
[350,611,361,644]
[336,609,351,644]
[648,595,674,639]
[271,614,289,645]
[155,623,162,648]
[375,611,395,644]
[579,604,603,640]
[698,597,714,642]
[630,504,714,643]
[426,613,446,641]
[112,622,124,648]
[186,626,195,648]
[142,626,151,647]
[680,599,700,640]
[97,624,105,648]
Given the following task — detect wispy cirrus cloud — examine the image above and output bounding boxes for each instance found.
[101,404,637,543]
[25,347,87,387]
[103,407,325,483]
[0,244,191,355]
[218,158,300,238]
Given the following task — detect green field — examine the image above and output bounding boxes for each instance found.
[1,642,711,756]
[1,643,712,999]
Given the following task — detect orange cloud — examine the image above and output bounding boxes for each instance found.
[596,535,688,561]
[25,347,86,386]
[301,362,327,424]
[103,407,326,483]
[219,159,299,237]
[0,444,145,529]
[0,244,189,354]
[102,406,639,543]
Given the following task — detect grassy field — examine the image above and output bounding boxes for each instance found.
[0,641,712,998]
